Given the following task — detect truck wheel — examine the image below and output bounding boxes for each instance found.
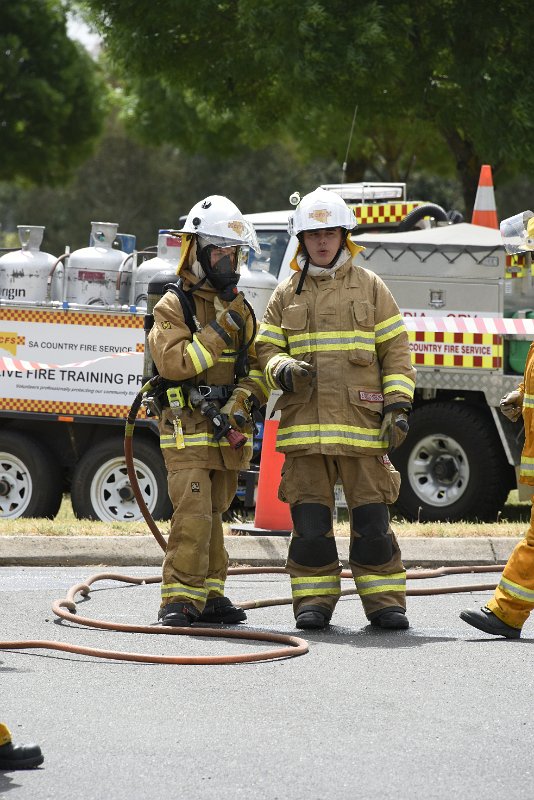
[0,431,63,519]
[391,403,510,522]
[71,438,172,522]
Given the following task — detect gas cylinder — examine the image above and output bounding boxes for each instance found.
[60,222,127,306]
[133,230,181,307]
[0,226,56,303]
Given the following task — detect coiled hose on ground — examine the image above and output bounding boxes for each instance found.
[0,381,508,665]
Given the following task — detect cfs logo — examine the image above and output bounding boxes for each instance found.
[0,332,20,356]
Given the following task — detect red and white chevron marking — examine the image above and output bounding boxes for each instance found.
[0,351,141,372]
[403,316,534,335]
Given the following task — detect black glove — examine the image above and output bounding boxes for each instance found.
[275,359,315,393]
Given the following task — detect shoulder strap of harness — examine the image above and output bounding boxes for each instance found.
[164,279,197,336]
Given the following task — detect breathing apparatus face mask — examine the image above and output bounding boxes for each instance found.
[197,236,241,300]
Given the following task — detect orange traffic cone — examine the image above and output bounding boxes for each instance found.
[471,164,499,229]
[230,408,293,536]
[253,417,292,532]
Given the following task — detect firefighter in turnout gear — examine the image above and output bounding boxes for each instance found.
[461,213,534,639]
[256,187,416,630]
[148,196,269,627]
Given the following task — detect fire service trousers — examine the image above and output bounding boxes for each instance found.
[279,453,406,621]
[487,497,534,629]
[160,467,238,612]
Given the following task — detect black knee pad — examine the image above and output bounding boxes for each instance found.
[289,536,338,568]
[350,503,393,566]
[291,503,332,537]
[289,503,336,567]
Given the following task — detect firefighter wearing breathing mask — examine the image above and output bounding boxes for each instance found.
[148,195,269,628]
[461,211,534,639]
[256,187,416,631]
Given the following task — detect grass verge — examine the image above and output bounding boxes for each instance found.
[0,492,531,538]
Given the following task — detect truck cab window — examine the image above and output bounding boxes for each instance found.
[247,231,289,279]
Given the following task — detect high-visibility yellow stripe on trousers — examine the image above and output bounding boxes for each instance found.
[205,578,225,597]
[355,572,406,597]
[161,582,208,602]
[497,576,534,605]
[290,575,341,599]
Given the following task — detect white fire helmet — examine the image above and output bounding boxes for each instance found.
[287,187,357,236]
[178,195,260,253]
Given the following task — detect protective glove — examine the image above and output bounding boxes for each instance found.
[213,292,246,335]
[273,358,315,393]
[220,388,253,430]
[380,409,410,452]
[500,390,523,422]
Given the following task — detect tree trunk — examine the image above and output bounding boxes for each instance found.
[441,127,480,219]
[343,157,369,183]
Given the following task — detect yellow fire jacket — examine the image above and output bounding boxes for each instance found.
[148,268,269,471]
[256,251,416,456]
[516,342,534,485]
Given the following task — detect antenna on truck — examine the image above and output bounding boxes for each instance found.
[340,103,358,184]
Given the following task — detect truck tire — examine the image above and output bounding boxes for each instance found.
[71,438,172,522]
[391,402,510,522]
[0,431,63,519]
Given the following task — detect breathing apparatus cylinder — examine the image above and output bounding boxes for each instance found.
[143,269,178,382]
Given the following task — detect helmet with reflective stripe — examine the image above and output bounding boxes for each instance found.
[287,187,357,236]
[177,195,260,253]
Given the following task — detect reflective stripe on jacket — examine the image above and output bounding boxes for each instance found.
[256,252,416,457]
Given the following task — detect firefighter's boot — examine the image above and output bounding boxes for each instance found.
[158,602,200,627]
[0,736,43,771]
[198,596,247,624]
[296,605,331,630]
[460,607,521,639]
[370,607,409,630]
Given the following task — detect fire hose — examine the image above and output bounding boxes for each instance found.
[0,379,509,664]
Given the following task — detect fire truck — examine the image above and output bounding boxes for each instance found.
[245,183,533,523]
[0,222,276,522]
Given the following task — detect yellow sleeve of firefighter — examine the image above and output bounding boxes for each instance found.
[234,309,270,407]
[255,284,293,391]
[148,291,240,382]
[373,274,416,410]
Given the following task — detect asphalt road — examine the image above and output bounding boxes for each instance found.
[1,566,532,800]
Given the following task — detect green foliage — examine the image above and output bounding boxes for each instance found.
[0,0,105,184]
[82,0,534,213]
[0,118,339,253]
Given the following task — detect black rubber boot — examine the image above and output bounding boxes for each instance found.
[158,602,200,627]
[460,606,521,639]
[295,605,331,630]
[198,596,247,624]
[370,608,409,630]
[0,741,44,770]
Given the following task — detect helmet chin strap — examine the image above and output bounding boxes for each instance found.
[295,232,347,295]
[187,275,207,292]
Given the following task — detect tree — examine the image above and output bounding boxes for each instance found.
[0,117,339,253]
[82,0,534,214]
[0,0,105,184]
